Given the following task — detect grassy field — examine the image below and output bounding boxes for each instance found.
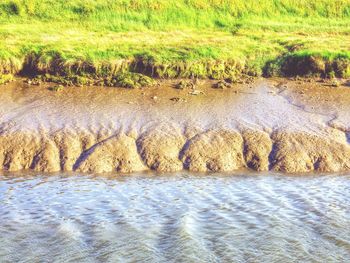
[0,0,350,85]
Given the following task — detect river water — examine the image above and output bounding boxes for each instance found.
[0,172,349,262]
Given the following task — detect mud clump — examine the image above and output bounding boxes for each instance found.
[242,130,272,171]
[31,139,61,172]
[175,80,196,90]
[269,54,350,78]
[0,134,60,172]
[107,72,156,89]
[53,132,85,171]
[137,125,185,172]
[213,80,232,89]
[281,55,326,77]
[180,130,245,172]
[0,133,40,171]
[331,58,350,78]
[270,131,350,173]
[77,134,145,173]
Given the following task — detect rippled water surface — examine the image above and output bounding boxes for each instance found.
[0,173,349,262]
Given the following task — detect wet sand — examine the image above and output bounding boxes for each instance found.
[0,78,350,173]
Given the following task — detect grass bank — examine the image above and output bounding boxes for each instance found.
[0,0,350,87]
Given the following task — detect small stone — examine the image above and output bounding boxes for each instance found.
[175,80,195,90]
[170,97,180,102]
[213,80,232,89]
[188,90,204,96]
[170,97,186,102]
[24,78,40,85]
[48,85,64,92]
[331,80,340,87]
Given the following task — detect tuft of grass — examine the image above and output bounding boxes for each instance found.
[107,72,156,88]
[0,74,14,85]
[48,85,64,92]
[32,72,156,88]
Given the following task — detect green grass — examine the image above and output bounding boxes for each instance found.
[0,0,350,83]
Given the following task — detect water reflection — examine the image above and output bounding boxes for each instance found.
[0,172,349,262]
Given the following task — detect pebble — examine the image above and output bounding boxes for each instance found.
[189,90,204,95]
[170,97,187,102]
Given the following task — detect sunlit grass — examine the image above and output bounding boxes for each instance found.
[0,0,349,78]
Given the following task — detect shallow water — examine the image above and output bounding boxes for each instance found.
[0,173,349,263]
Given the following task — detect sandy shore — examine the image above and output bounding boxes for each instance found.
[0,78,349,174]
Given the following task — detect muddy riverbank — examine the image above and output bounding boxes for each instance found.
[0,78,349,174]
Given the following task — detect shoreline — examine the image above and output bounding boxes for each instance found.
[0,78,349,174]
[1,74,349,91]
[1,129,350,174]
[1,53,349,89]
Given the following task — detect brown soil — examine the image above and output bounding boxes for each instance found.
[0,78,349,174]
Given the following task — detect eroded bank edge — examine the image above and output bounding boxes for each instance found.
[1,53,349,88]
[1,127,350,174]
